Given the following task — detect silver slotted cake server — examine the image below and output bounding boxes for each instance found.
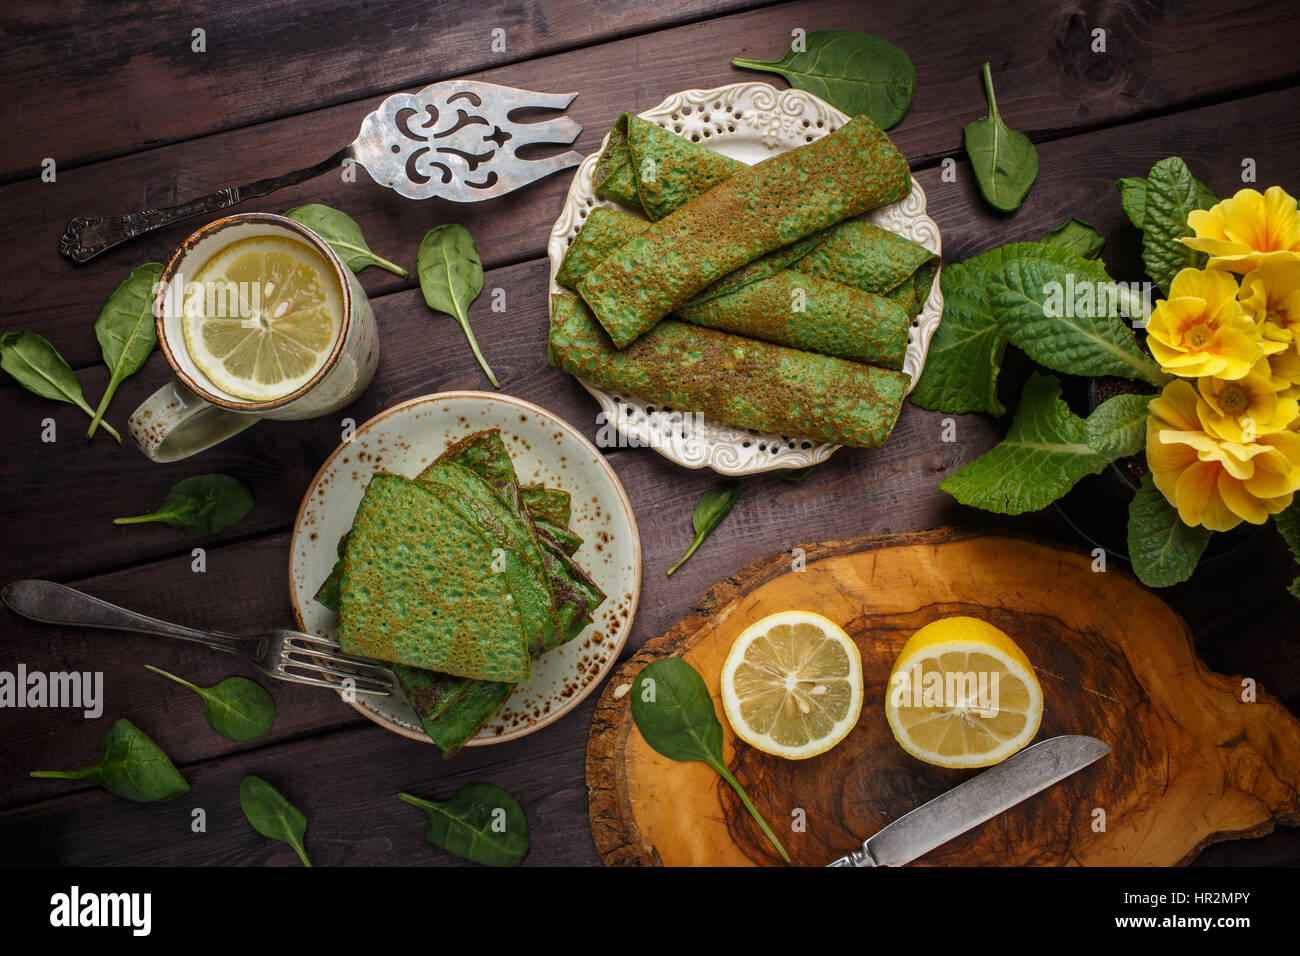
[59,80,582,263]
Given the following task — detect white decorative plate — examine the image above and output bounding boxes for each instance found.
[288,392,641,746]
[547,82,943,476]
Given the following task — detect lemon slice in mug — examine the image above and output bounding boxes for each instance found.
[720,610,863,760]
[182,237,341,402]
[884,616,1043,769]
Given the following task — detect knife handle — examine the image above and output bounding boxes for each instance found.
[826,845,879,867]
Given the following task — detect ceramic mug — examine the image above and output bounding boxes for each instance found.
[129,213,378,462]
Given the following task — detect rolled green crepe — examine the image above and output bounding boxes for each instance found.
[549,295,908,448]
[592,115,936,313]
[577,115,912,348]
[559,208,908,368]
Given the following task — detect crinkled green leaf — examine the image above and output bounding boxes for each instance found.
[981,243,1163,385]
[939,371,1107,514]
[1041,218,1104,259]
[1127,473,1212,588]
[910,260,1008,415]
[1116,177,1148,231]
[1140,158,1217,296]
[1276,503,1300,599]
[1085,392,1152,462]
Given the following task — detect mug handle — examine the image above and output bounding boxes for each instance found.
[129,379,257,462]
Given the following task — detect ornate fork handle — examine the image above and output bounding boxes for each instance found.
[2,579,252,658]
[57,146,352,264]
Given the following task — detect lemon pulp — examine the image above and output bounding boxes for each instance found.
[720,610,863,760]
[182,236,341,402]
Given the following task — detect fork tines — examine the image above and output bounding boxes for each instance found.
[281,632,395,696]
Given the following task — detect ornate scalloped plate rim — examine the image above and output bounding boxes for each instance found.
[546,82,943,476]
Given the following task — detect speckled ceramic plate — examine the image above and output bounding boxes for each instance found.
[547,82,942,476]
[288,391,641,746]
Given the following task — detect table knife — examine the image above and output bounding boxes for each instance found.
[827,734,1110,866]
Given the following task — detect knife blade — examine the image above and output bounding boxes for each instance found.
[828,734,1110,866]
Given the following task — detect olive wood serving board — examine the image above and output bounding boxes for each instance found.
[586,529,1300,866]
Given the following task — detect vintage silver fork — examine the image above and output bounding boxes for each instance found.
[2,579,395,695]
[59,80,582,263]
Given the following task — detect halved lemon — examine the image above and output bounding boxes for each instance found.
[720,610,863,760]
[884,616,1042,769]
[182,237,341,402]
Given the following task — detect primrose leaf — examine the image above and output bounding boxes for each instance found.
[1085,392,1152,462]
[1140,158,1217,296]
[910,259,1008,416]
[1127,473,1212,588]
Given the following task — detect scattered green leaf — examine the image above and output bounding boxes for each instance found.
[398,783,530,867]
[1137,158,1218,296]
[86,262,164,437]
[666,487,740,576]
[963,62,1038,212]
[1042,219,1104,259]
[417,224,497,387]
[778,465,815,482]
[630,657,789,863]
[731,30,915,130]
[240,775,311,867]
[909,259,1008,415]
[30,718,188,802]
[0,331,120,442]
[1127,473,1212,588]
[1084,392,1152,462]
[939,371,1108,514]
[144,665,275,741]
[284,204,408,277]
[113,474,253,535]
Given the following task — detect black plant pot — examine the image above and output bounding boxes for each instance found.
[1050,376,1263,565]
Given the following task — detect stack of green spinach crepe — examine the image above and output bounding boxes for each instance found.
[549,113,937,449]
[314,429,604,755]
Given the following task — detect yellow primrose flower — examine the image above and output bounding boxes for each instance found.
[1197,360,1298,442]
[1147,380,1300,530]
[1269,342,1300,406]
[1146,268,1262,379]
[1239,255,1300,342]
[1182,185,1300,273]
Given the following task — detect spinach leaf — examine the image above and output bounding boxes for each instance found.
[284,204,408,277]
[909,259,1008,416]
[144,665,275,741]
[963,62,1038,213]
[666,486,739,576]
[398,783,530,867]
[1042,219,1104,259]
[1116,177,1148,230]
[31,718,188,802]
[87,262,164,438]
[1138,158,1217,296]
[778,466,815,482]
[113,474,253,535]
[1275,503,1300,600]
[980,243,1164,385]
[731,30,915,130]
[1084,392,1151,462]
[239,775,311,867]
[1127,473,1212,588]
[630,657,789,863]
[0,331,121,442]
[417,224,498,387]
[939,372,1108,514]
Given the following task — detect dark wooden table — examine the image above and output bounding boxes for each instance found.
[2,0,1298,867]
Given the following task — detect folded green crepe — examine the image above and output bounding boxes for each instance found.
[335,473,532,682]
[558,208,909,368]
[549,294,909,448]
[520,484,571,527]
[576,115,912,348]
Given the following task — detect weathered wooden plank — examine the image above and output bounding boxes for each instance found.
[0,0,767,181]
[4,2,1300,367]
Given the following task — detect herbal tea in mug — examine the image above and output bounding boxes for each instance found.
[131,213,378,462]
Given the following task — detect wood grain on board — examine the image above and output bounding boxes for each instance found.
[587,530,1300,866]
